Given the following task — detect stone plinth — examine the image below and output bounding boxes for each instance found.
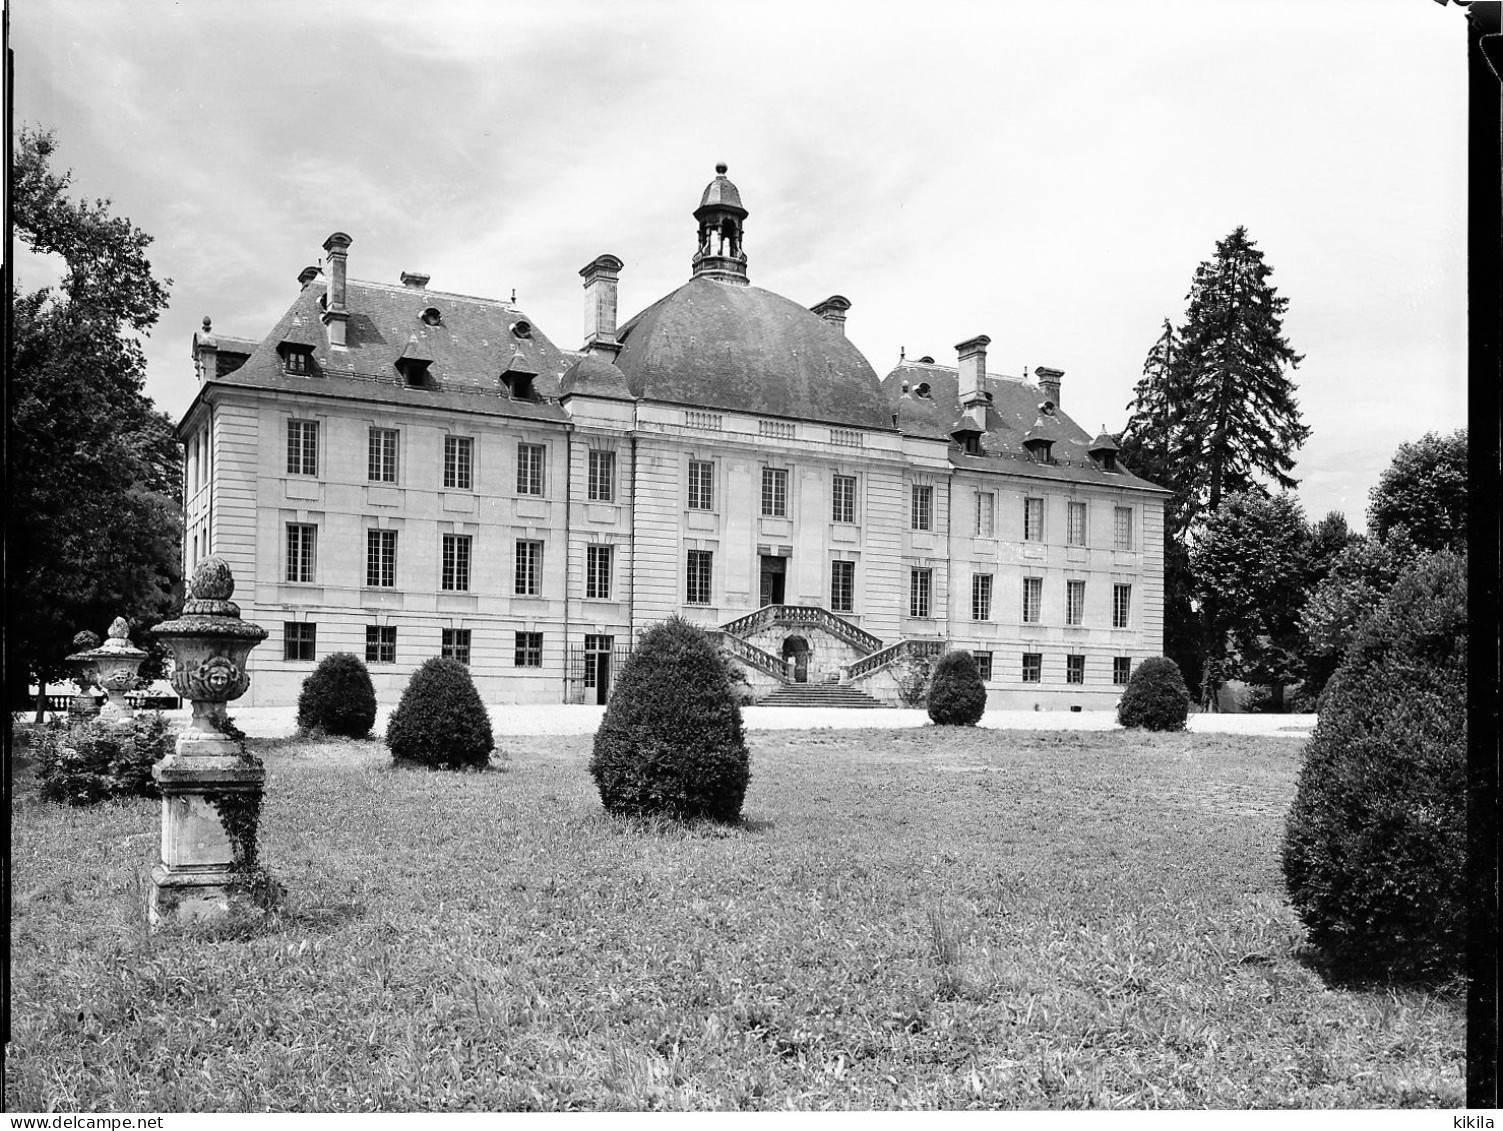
[150,556,271,928]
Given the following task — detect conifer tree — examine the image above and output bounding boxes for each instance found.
[1175,226,1308,521]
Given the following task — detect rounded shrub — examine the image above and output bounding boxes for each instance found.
[927,650,987,725]
[385,657,494,770]
[296,652,378,738]
[1281,551,1466,981]
[1116,656,1190,731]
[589,616,750,822]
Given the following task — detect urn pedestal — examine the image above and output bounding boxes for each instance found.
[149,557,270,927]
[68,617,148,725]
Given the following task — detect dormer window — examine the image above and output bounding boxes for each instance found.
[501,372,536,400]
[396,357,431,385]
[421,306,443,327]
[279,344,314,375]
[511,320,533,340]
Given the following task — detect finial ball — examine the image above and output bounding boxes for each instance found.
[715,163,728,175]
[190,555,236,602]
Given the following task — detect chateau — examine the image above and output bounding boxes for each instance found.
[177,167,1166,708]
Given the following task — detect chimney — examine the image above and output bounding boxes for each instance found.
[192,315,218,385]
[579,254,624,358]
[810,295,851,335]
[320,232,352,347]
[400,271,430,290]
[297,265,320,288]
[1035,366,1063,408]
[955,334,992,428]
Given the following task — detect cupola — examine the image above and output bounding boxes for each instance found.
[691,163,749,285]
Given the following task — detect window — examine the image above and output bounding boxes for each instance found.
[514,540,542,596]
[1022,653,1042,683]
[686,549,713,605]
[1114,657,1132,685]
[975,652,993,681]
[514,631,543,668]
[368,427,399,483]
[442,534,472,592]
[909,568,932,618]
[1067,654,1085,684]
[588,449,615,502]
[1114,506,1134,550]
[287,420,318,476]
[1068,501,1087,546]
[1067,580,1086,626]
[1024,497,1044,541]
[444,436,473,490]
[761,467,788,517]
[283,622,316,662]
[911,485,933,531]
[517,442,546,496]
[286,523,317,583]
[1113,584,1132,628]
[688,460,715,510]
[366,529,397,588]
[1022,577,1042,623]
[442,628,472,666]
[972,573,993,621]
[830,560,855,613]
[586,544,613,599]
[832,475,857,523]
[365,625,397,664]
[976,492,995,537]
[284,348,311,375]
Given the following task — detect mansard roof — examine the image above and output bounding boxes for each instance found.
[193,279,572,423]
[882,360,1165,490]
[613,276,895,431]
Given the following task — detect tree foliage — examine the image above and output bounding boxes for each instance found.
[1367,429,1467,554]
[926,650,986,726]
[1192,492,1311,705]
[8,127,181,705]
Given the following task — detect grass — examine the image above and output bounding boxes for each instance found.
[7,725,1463,1111]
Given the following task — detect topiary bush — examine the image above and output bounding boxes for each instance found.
[35,713,171,805]
[1281,550,1466,982]
[1116,656,1191,731]
[296,652,378,738]
[589,616,750,822]
[385,657,494,770]
[927,650,987,725]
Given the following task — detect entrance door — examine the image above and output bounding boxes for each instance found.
[584,634,614,704]
[782,636,810,683]
[759,555,787,607]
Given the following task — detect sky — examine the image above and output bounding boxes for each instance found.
[10,0,1469,533]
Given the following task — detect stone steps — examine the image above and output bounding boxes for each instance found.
[758,684,887,709]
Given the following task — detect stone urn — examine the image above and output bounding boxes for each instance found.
[64,629,104,720]
[68,617,149,724]
[148,556,270,926]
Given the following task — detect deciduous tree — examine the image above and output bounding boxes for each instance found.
[7,127,181,712]
[1367,428,1467,553]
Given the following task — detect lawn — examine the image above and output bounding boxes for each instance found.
[7,724,1463,1111]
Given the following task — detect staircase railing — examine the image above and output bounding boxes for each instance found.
[708,631,791,682]
[845,638,947,681]
[719,605,884,656]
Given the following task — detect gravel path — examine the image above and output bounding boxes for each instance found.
[212,704,1315,739]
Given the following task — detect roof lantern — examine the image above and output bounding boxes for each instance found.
[691,163,749,285]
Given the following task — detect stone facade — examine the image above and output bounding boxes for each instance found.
[177,168,1167,709]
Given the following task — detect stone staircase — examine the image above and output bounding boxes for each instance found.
[757,683,887,709]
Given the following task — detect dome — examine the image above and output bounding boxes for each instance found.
[697,163,745,214]
[560,353,634,401]
[614,277,893,431]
